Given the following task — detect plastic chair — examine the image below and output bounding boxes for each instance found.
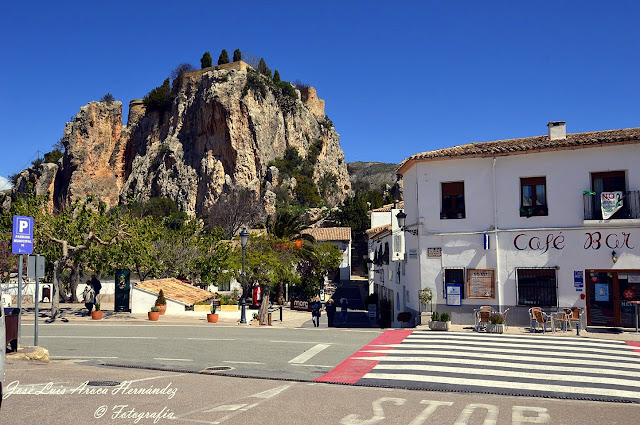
[528,307,542,332]
[534,310,553,334]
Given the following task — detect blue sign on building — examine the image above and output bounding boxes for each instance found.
[12,215,34,254]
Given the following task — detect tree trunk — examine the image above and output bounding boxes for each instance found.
[69,264,80,303]
[276,282,284,305]
[258,285,270,325]
[50,260,63,320]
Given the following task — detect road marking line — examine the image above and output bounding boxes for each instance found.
[363,372,640,400]
[50,356,118,359]
[188,338,236,341]
[289,364,333,368]
[288,343,331,364]
[223,361,265,365]
[30,335,157,339]
[153,357,193,362]
[251,384,291,399]
[204,404,247,412]
[270,340,332,344]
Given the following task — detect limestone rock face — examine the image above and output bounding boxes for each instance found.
[14,65,351,215]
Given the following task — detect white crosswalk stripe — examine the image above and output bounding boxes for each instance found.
[355,331,640,403]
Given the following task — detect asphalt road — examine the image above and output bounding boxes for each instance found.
[3,359,640,425]
[20,322,383,381]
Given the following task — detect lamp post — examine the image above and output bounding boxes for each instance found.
[239,227,250,324]
[396,210,406,230]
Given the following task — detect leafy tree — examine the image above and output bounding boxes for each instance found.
[294,175,322,207]
[318,172,338,199]
[171,63,195,80]
[44,149,63,164]
[218,49,230,65]
[144,78,173,114]
[201,51,212,69]
[233,49,242,62]
[257,58,270,77]
[273,70,281,83]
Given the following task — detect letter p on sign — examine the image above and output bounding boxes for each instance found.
[19,219,29,233]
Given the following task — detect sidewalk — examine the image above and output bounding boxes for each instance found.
[10,301,640,341]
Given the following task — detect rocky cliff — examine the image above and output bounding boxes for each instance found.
[14,62,351,216]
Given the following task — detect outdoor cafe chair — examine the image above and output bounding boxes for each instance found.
[534,310,553,334]
[552,310,569,332]
[528,307,542,332]
[565,307,583,331]
[476,310,491,332]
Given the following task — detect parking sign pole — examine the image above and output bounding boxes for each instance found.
[17,254,23,347]
[34,256,39,346]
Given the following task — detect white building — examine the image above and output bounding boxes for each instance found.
[395,122,640,327]
[301,227,352,283]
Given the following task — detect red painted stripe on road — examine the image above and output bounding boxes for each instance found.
[314,330,413,384]
[626,341,640,353]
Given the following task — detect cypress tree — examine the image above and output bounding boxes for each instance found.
[258,58,271,77]
[273,70,281,83]
[218,49,230,65]
[233,49,242,62]
[201,52,212,69]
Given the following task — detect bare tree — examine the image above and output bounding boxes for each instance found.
[206,189,264,239]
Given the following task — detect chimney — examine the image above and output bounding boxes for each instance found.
[547,121,566,140]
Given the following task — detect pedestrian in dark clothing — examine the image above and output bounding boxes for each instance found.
[310,296,321,327]
[325,298,336,327]
[82,281,95,314]
[340,296,348,323]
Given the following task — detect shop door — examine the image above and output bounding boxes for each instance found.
[587,271,640,327]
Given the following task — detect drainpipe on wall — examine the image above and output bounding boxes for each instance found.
[492,157,502,312]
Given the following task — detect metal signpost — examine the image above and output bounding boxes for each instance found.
[28,255,45,346]
[12,216,34,347]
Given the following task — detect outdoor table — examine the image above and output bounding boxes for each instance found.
[551,311,568,332]
[629,301,640,335]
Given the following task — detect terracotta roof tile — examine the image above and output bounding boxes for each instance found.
[365,224,391,239]
[135,278,215,305]
[301,227,351,241]
[368,201,404,213]
[397,127,640,174]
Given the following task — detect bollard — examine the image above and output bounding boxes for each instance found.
[279,305,283,322]
[576,320,580,336]
[268,312,272,326]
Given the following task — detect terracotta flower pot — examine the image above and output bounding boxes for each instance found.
[207,313,219,323]
[156,304,167,315]
[148,311,160,321]
[91,310,103,320]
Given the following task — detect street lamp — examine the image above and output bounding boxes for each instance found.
[396,210,407,230]
[239,227,250,324]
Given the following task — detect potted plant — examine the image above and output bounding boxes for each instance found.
[487,314,505,333]
[148,306,160,321]
[207,302,219,323]
[397,311,412,327]
[429,312,451,331]
[250,312,259,325]
[91,303,103,320]
[155,290,167,315]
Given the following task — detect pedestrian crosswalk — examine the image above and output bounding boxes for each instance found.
[353,331,640,403]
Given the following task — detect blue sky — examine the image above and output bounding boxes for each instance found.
[1,1,639,189]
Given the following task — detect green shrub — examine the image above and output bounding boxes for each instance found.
[257,58,270,77]
[273,70,281,83]
[144,78,174,114]
[431,311,440,321]
[155,290,167,306]
[44,149,63,164]
[101,93,115,103]
[490,314,504,324]
[440,313,450,322]
[233,49,242,62]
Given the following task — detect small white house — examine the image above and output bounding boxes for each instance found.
[301,227,352,283]
[131,278,216,314]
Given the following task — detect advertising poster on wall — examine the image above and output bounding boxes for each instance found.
[601,191,623,219]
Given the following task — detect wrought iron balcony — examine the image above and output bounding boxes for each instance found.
[584,190,640,220]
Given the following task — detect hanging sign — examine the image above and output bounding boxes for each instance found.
[601,191,623,219]
[574,270,584,291]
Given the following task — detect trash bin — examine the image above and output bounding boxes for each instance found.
[4,308,19,352]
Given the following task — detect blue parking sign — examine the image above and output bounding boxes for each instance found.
[12,215,34,254]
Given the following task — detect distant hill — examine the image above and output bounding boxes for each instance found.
[347,161,399,189]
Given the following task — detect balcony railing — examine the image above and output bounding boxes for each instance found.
[584,190,640,220]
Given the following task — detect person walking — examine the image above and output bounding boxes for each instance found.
[325,298,336,327]
[82,281,96,315]
[310,296,322,327]
[340,295,348,323]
